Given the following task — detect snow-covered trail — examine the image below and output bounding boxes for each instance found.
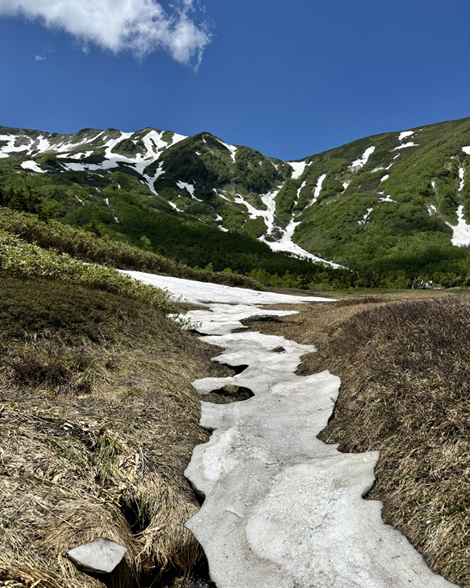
[125,271,457,588]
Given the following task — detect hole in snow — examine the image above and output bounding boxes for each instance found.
[219,363,249,375]
[202,385,254,404]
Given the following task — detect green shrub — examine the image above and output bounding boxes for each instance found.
[0,232,174,313]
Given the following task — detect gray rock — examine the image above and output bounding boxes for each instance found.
[67,537,127,575]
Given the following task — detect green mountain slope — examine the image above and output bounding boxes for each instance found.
[3,117,470,285]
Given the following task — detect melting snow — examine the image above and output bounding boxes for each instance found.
[0,134,32,156]
[459,167,465,192]
[399,131,415,141]
[177,181,196,197]
[380,174,389,183]
[153,162,165,180]
[177,181,202,202]
[296,180,307,200]
[288,161,308,180]
[342,182,350,191]
[350,147,375,170]
[104,198,119,223]
[447,205,470,246]
[215,213,229,231]
[358,208,373,226]
[232,189,279,235]
[214,189,230,202]
[75,195,84,206]
[21,161,45,173]
[218,140,238,163]
[428,204,437,215]
[306,174,326,207]
[261,220,343,268]
[462,146,470,155]
[122,271,330,306]
[393,142,419,151]
[171,132,187,146]
[379,195,396,203]
[169,201,183,213]
[142,130,168,155]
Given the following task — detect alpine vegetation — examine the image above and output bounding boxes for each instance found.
[4,117,470,287]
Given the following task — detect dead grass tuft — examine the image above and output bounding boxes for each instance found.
[0,271,227,587]
[301,295,470,587]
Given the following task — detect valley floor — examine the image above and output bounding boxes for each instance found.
[1,272,468,587]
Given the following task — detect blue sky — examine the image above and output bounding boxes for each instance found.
[1,0,470,161]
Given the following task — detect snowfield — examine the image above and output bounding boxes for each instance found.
[121,270,331,306]
[120,270,455,588]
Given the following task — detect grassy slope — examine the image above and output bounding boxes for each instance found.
[243,291,470,587]
[0,206,264,290]
[0,271,228,587]
[294,118,470,277]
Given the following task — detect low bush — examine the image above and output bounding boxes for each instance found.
[0,231,174,313]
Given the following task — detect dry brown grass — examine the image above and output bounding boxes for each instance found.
[0,271,228,587]
[245,290,470,587]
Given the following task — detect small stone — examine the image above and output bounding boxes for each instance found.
[67,537,127,575]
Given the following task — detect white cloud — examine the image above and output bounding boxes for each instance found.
[0,0,211,66]
[34,55,46,61]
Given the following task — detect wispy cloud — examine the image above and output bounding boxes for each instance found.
[0,0,211,66]
[34,54,46,61]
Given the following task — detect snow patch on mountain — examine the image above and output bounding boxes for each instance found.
[358,208,373,226]
[218,140,238,163]
[288,161,308,180]
[245,183,344,268]
[142,130,169,154]
[462,146,470,155]
[0,134,32,157]
[399,131,415,141]
[393,142,419,151]
[428,204,437,215]
[381,174,389,182]
[177,181,195,197]
[379,194,396,203]
[233,189,279,236]
[297,180,307,200]
[215,214,229,232]
[459,167,465,192]
[104,198,119,223]
[350,147,375,170]
[262,219,343,268]
[169,201,183,213]
[177,181,202,201]
[21,160,45,173]
[306,174,326,207]
[447,205,470,246]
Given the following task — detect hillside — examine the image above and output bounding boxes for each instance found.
[3,118,470,285]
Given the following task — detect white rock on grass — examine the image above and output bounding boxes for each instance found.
[67,538,127,575]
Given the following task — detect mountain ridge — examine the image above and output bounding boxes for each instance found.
[3,116,470,283]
